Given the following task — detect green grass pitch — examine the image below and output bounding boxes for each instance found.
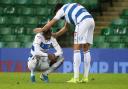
[0,72,128,89]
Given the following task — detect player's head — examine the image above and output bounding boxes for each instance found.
[54,3,64,14]
[43,30,52,40]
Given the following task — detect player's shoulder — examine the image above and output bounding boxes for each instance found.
[63,3,76,6]
[61,3,76,11]
[35,33,44,39]
[61,3,70,9]
[35,33,42,36]
[63,3,70,6]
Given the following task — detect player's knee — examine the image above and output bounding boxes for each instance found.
[82,43,91,52]
[27,60,36,71]
[73,44,81,50]
[39,60,50,70]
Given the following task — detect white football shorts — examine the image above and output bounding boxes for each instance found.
[74,18,95,44]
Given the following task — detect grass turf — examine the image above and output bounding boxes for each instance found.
[0,72,128,89]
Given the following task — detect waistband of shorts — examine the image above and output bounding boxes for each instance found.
[76,15,93,25]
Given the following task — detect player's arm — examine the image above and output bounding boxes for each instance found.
[33,34,48,57]
[34,44,48,57]
[52,37,63,56]
[53,22,69,38]
[45,37,63,63]
[42,19,57,31]
[33,19,57,33]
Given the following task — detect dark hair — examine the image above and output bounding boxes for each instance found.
[54,3,64,14]
[43,30,52,40]
[43,30,51,35]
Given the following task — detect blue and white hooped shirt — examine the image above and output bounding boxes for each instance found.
[54,3,93,25]
[29,33,63,59]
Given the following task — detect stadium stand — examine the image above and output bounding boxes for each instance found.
[93,0,128,48]
[5,42,21,48]
[0,0,127,48]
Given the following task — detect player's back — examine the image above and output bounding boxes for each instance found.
[62,3,92,25]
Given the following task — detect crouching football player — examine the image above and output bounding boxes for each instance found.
[27,30,63,83]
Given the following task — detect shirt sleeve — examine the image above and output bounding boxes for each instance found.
[33,33,42,45]
[33,44,48,57]
[51,37,63,56]
[53,6,65,20]
[33,33,48,57]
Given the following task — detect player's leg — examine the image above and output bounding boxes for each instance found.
[40,56,64,82]
[39,56,50,83]
[81,18,95,83]
[43,56,64,75]
[67,25,82,83]
[38,56,50,70]
[27,56,37,82]
[82,43,91,83]
[67,45,81,83]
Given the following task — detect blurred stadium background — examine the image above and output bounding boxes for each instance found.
[0,0,128,88]
[0,0,128,48]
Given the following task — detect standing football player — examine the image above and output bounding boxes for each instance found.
[28,30,63,83]
[34,3,95,83]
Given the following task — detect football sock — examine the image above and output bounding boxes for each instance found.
[83,50,91,78]
[31,70,35,77]
[30,70,35,82]
[73,50,81,79]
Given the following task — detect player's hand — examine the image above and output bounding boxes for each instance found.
[48,54,57,61]
[48,54,56,61]
[33,28,43,33]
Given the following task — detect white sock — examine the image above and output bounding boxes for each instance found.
[31,70,35,76]
[83,51,91,78]
[73,50,81,79]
